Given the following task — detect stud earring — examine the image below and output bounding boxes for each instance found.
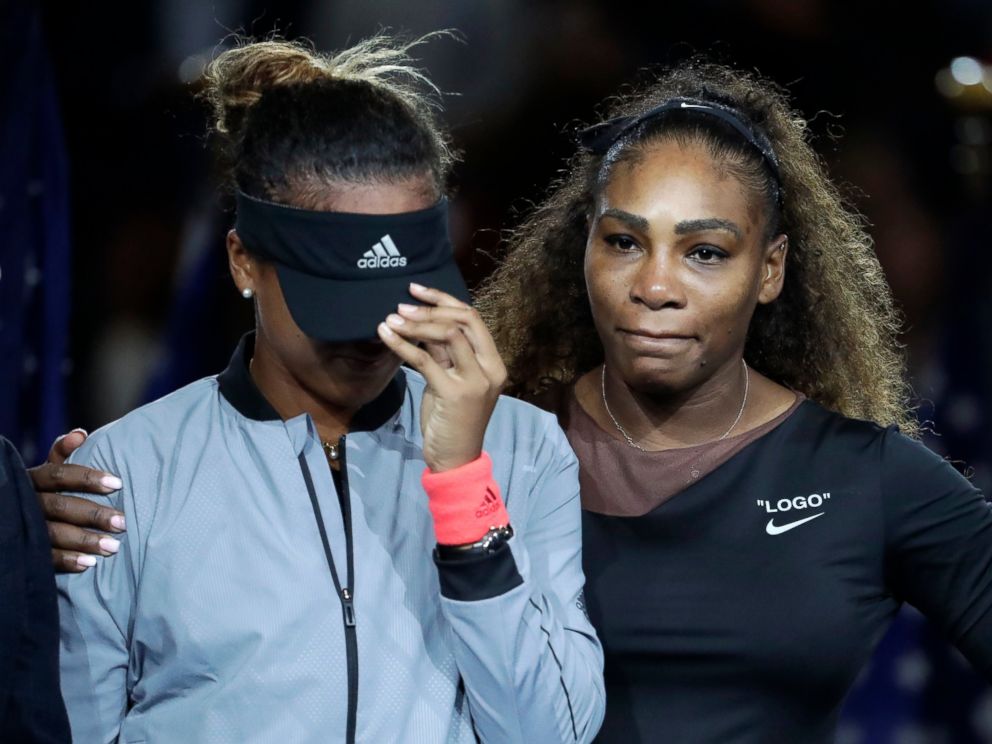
[241,287,254,299]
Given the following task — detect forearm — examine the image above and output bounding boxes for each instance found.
[437,538,605,743]
[422,422,605,742]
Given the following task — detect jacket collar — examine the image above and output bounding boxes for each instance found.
[217,332,407,432]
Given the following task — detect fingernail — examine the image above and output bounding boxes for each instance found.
[70,427,89,437]
[101,475,123,490]
[378,322,395,338]
[99,537,120,554]
[409,282,426,292]
[397,303,418,314]
[76,555,97,568]
[110,515,126,531]
[386,313,405,327]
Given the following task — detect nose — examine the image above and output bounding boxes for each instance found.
[629,250,686,311]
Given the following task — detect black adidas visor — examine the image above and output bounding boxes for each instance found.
[235,192,469,343]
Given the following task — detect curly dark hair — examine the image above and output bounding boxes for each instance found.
[476,60,916,434]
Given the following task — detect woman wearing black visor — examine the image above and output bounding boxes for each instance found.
[30,36,604,744]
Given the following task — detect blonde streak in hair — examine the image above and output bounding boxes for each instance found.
[204,32,453,131]
[203,39,330,134]
[319,30,458,179]
[320,31,453,108]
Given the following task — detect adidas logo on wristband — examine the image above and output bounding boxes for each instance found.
[475,487,502,519]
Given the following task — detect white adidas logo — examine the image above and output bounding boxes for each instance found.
[357,235,407,269]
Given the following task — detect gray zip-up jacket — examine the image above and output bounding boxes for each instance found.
[56,335,605,744]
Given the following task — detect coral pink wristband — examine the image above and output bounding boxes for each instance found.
[421,452,510,546]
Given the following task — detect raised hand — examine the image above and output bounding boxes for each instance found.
[377,283,507,473]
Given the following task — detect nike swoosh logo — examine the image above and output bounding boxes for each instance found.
[766,512,825,535]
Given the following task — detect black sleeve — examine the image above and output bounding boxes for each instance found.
[0,438,71,743]
[881,428,992,679]
[434,540,524,601]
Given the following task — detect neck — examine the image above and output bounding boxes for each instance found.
[249,338,357,444]
[601,356,748,449]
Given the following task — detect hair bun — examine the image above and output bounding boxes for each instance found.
[201,40,329,140]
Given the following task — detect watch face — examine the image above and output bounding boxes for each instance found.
[482,524,514,552]
[434,524,513,561]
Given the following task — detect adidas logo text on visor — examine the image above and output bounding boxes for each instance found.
[358,234,407,269]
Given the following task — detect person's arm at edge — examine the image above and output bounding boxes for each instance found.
[882,428,992,679]
[0,437,71,743]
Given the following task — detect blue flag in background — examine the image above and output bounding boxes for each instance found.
[0,3,71,464]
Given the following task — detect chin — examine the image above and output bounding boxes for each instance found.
[619,355,703,395]
[313,356,403,407]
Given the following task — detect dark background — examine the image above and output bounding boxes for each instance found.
[5,0,992,740]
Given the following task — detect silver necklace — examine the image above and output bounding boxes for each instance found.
[601,359,750,451]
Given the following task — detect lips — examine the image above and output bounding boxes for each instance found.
[317,339,392,365]
[319,346,395,369]
[338,351,394,367]
[619,328,695,341]
[617,328,696,355]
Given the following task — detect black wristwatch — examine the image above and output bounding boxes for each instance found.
[434,524,514,561]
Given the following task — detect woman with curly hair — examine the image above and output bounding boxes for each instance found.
[474,61,992,742]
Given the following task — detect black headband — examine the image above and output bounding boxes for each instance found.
[578,97,783,205]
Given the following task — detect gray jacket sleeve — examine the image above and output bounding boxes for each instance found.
[55,433,137,744]
[434,417,606,743]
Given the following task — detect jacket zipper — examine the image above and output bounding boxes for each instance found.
[298,434,358,744]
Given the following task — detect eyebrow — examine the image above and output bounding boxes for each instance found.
[674,218,743,240]
[599,208,650,232]
[599,209,744,241]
